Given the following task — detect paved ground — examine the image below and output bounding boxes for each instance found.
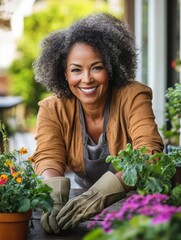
[9,132,81,189]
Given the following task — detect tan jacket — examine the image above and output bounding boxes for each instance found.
[33,81,163,175]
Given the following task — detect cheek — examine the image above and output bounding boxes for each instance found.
[99,72,109,83]
[67,77,80,87]
[66,72,80,86]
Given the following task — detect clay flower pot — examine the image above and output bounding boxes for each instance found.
[0,210,32,240]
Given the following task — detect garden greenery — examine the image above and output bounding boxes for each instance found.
[161,83,181,146]
[84,143,181,240]
[0,123,53,213]
[84,193,181,240]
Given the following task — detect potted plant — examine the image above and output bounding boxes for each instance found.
[161,58,181,149]
[83,144,181,240]
[0,122,53,240]
[161,82,181,148]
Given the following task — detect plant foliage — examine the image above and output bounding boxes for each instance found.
[106,143,180,195]
[84,143,181,240]
[161,83,181,145]
[84,193,181,240]
[0,122,53,213]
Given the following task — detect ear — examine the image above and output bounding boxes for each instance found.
[64,72,67,81]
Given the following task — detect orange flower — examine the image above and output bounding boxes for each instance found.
[12,172,21,178]
[0,174,8,185]
[19,147,28,155]
[16,177,22,183]
[28,156,35,163]
[12,172,22,183]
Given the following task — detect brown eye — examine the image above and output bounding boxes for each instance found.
[71,68,81,72]
[92,66,103,71]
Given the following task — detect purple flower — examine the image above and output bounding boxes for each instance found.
[87,193,181,232]
[101,212,117,232]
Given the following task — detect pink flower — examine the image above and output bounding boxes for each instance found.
[171,60,176,69]
[0,174,8,185]
[88,193,181,232]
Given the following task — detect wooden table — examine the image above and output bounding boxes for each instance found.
[28,189,131,240]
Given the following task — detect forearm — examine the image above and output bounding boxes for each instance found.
[42,169,62,179]
[115,171,134,193]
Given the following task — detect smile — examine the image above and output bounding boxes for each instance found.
[79,87,97,94]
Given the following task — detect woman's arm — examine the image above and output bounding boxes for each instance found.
[42,169,62,178]
[115,171,134,193]
[33,97,67,176]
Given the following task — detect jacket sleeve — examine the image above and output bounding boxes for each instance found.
[33,97,66,176]
[125,82,164,154]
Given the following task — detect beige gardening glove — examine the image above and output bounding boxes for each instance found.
[41,176,70,234]
[56,171,126,229]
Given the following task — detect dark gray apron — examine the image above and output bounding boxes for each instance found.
[74,98,115,188]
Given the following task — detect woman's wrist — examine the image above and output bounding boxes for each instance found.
[42,169,62,179]
[115,171,133,193]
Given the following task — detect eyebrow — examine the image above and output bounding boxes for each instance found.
[69,61,103,67]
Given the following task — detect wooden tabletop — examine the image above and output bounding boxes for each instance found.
[28,189,130,240]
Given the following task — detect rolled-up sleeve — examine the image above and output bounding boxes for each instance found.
[33,98,66,176]
[126,83,164,154]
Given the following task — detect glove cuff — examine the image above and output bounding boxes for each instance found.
[91,171,126,196]
[44,177,70,201]
[44,176,70,186]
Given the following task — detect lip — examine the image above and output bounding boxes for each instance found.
[78,87,97,95]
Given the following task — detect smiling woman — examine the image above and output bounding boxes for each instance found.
[32,13,164,234]
[65,43,109,111]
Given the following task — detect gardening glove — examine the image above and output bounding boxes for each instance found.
[56,171,126,229]
[41,176,70,234]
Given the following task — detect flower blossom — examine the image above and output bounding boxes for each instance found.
[19,147,28,155]
[28,156,35,163]
[90,193,181,233]
[0,174,8,185]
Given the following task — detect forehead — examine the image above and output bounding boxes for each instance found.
[67,43,101,61]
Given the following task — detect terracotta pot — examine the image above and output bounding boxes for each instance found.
[0,210,32,240]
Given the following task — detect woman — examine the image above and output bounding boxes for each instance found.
[33,13,163,233]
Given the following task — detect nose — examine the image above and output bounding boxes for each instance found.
[81,71,93,83]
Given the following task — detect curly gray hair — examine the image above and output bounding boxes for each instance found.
[33,13,138,98]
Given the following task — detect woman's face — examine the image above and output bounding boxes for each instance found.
[65,43,109,106]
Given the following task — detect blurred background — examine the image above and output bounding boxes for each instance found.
[0,0,180,155]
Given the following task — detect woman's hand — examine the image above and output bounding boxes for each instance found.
[56,171,126,230]
[115,171,135,193]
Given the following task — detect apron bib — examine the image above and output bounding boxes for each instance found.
[74,97,115,188]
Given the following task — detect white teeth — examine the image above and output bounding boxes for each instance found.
[80,87,96,93]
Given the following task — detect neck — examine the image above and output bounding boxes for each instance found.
[81,99,107,121]
[81,89,110,120]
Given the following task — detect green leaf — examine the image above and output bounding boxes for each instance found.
[83,228,106,240]
[106,143,177,195]
[171,184,181,206]
[18,198,31,212]
[123,167,138,186]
